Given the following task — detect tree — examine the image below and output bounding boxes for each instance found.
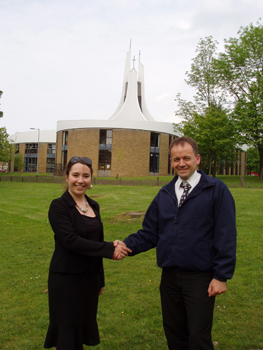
[246,146,260,175]
[14,153,25,172]
[185,36,226,108]
[174,37,239,176]
[0,127,12,163]
[214,20,263,180]
[174,104,237,176]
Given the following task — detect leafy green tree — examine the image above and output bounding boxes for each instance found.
[174,37,238,176]
[185,36,226,108]
[14,153,25,172]
[214,20,263,180]
[0,127,11,163]
[246,147,260,175]
[174,104,237,176]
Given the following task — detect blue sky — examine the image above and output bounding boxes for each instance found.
[1,0,263,135]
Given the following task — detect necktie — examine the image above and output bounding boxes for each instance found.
[179,182,191,207]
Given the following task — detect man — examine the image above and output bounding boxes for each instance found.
[119,136,236,350]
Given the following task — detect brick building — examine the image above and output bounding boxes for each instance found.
[10,130,56,173]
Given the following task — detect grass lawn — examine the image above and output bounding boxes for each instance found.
[0,181,263,349]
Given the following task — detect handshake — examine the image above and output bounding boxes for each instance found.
[113,240,132,260]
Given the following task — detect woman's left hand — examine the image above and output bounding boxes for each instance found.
[99,287,104,296]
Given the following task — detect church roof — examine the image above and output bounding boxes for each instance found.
[109,49,155,122]
[56,47,177,136]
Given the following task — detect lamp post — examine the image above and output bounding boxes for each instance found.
[30,128,40,176]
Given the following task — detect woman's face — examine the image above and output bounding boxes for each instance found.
[66,162,91,197]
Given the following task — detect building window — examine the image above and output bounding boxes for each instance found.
[62,151,67,170]
[149,132,160,173]
[150,132,159,148]
[47,144,56,154]
[150,153,159,173]
[99,150,112,170]
[124,82,128,102]
[47,144,56,173]
[25,143,38,154]
[62,131,68,146]
[138,82,142,111]
[24,157,37,172]
[46,158,55,173]
[15,144,19,154]
[62,131,68,170]
[100,129,112,145]
[99,130,112,171]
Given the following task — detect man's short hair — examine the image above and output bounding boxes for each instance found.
[169,136,199,156]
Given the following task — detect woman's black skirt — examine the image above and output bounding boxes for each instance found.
[44,270,100,350]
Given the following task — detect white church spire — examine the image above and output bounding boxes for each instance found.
[109,49,155,122]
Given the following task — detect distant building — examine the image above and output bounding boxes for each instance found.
[10,130,56,173]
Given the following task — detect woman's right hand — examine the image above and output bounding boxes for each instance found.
[113,240,132,260]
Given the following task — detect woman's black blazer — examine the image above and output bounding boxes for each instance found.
[48,190,115,286]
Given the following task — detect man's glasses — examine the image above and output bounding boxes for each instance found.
[69,156,92,166]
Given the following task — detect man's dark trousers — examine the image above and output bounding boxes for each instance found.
[160,269,215,350]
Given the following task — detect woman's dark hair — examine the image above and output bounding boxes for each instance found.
[66,156,93,176]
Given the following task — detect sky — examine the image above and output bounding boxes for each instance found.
[1,0,263,136]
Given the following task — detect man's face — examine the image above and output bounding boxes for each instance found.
[170,142,201,180]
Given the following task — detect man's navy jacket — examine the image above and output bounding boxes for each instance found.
[124,170,237,282]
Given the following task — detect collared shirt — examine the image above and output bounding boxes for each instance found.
[175,170,201,206]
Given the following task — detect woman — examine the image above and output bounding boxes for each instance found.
[44,156,131,350]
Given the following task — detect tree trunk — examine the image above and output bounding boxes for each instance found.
[208,154,212,176]
[257,145,263,182]
[212,154,217,177]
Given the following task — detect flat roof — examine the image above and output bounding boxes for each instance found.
[57,119,178,135]
[10,130,56,143]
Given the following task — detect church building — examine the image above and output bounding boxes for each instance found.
[55,49,177,177]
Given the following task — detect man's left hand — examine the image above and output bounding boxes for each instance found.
[208,279,227,297]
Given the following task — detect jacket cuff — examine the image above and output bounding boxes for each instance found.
[104,242,115,259]
[213,275,227,282]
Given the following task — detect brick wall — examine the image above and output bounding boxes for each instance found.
[38,143,48,173]
[68,129,100,175]
[55,128,174,177]
[111,129,150,177]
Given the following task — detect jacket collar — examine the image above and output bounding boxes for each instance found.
[62,190,76,207]
[162,170,215,195]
